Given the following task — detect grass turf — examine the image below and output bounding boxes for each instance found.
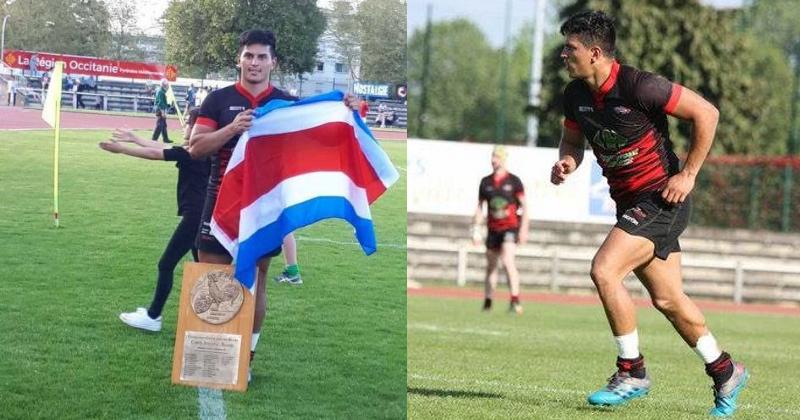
[408,293,800,419]
[0,129,406,419]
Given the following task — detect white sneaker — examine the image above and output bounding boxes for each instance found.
[119,307,162,332]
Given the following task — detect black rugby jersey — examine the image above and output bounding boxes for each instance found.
[163,146,210,217]
[196,82,297,198]
[563,60,682,208]
[478,172,525,231]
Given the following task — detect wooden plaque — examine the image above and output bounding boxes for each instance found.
[171,262,254,392]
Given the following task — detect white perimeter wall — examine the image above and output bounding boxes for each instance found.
[407,138,617,225]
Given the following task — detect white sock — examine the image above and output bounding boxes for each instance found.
[251,332,261,352]
[614,329,640,359]
[693,332,722,364]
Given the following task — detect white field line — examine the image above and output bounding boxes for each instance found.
[296,235,407,250]
[197,387,226,420]
[408,323,508,337]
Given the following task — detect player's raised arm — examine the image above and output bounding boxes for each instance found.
[661,85,719,204]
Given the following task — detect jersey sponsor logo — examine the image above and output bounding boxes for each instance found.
[578,105,594,112]
[229,106,246,111]
[613,106,632,114]
[598,148,639,168]
[489,196,510,220]
[502,184,513,192]
[592,128,628,152]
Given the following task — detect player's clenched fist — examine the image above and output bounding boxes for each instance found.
[229,109,254,135]
[551,159,576,185]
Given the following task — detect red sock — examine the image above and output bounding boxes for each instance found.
[617,355,646,379]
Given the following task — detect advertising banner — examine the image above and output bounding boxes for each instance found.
[3,49,178,81]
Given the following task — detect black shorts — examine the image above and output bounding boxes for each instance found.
[485,228,519,250]
[195,192,282,259]
[615,192,691,260]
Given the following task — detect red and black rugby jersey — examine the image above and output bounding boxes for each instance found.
[563,61,682,208]
[196,82,297,196]
[478,172,525,231]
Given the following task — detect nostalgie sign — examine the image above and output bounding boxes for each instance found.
[2,49,178,81]
[353,81,391,98]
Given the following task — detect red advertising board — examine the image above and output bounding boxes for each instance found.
[2,49,178,81]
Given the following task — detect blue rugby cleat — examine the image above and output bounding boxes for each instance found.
[710,362,749,417]
[587,371,651,406]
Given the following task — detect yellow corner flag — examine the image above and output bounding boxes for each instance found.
[166,85,185,128]
[42,61,64,227]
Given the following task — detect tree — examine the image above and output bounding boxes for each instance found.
[327,0,361,82]
[357,0,406,85]
[408,19,499,141]
[537,0,791,155]
[163,0,325,79]
[107,2,142,61]
[3,0,111,57]
[744,0,800,155]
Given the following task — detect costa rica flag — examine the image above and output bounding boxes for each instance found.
[210,91,399,291]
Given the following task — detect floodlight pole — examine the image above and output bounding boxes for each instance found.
[526,0,546,146]
[1,15,10,73]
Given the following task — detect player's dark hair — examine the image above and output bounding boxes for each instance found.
[238,29,277,57]
[560,10,616,56]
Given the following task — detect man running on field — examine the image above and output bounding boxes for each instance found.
[551,11,747,417]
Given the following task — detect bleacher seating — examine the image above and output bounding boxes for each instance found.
[12,75,407,129]
[365,98,407,129]
[408,212,800,304]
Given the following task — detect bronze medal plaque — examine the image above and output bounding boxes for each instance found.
[190,269,244,324]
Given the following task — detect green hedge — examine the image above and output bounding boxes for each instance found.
[693,157,800,231]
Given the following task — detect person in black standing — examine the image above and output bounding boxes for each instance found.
[99,109,209,331]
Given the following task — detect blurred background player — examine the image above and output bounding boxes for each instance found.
[472,146,528,314]
[551,11,747,416]
[99,109,209,332]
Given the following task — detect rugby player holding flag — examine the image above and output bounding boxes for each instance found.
[188,29,376,381]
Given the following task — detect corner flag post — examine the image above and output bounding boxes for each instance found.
[42,61,64,227]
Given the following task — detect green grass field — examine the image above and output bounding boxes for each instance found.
[409,294,800,419]
[0,129,406,419]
